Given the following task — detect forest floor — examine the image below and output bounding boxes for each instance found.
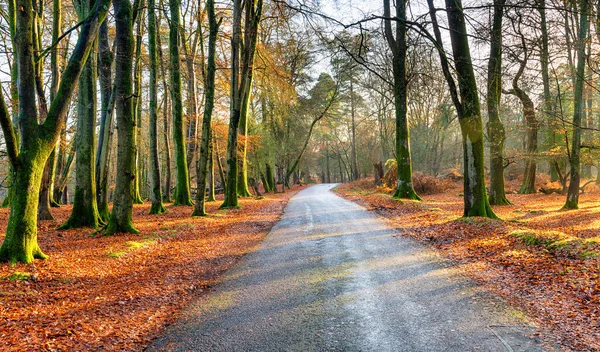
[0,186,300,351]
[336,178,600,351]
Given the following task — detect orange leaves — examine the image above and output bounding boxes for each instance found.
[337,178,600,351]
[0,187,300,351]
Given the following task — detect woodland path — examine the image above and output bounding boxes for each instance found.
[147,184,551,352]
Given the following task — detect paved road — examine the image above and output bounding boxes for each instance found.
[147,184,550,352]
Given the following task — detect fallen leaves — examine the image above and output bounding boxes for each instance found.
[336,179,600,352]
[0,187,299,351]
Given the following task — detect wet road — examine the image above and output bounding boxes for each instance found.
[147,184,549,352]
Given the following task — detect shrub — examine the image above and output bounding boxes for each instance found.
[412,172,455,195]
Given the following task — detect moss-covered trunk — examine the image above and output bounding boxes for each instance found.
[207,135,216,201]
[61,1,102,229]
[221,0,243,209]
[429,0,497,218]
[486,0,510,205]
[106,0,139,234]
[0,159,48,263]
[96,21,115,221]
[38,158,55,220]
[169,0,192,206]
[237,80,254,198]
[564,0,589,209]
[383,0,420,200]
[133,9,145,205]
[236,0,263,198]
[193,0,220,216]
[264,163,274,192]
[519,103,538,194]
[147,0,165,214]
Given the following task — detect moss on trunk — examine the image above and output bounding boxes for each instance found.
[60,5,102,229]
[193,0,220,216]
[106,0,140,234]
[169,0,192,206]
[147,0,165,215]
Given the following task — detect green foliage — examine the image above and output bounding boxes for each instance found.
[4,272,32,282]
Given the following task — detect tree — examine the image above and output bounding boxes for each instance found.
[237,0,264,198]
[384,0,420,200]
[169,0,193,206]
[132,2,146,205]
[60,0,104,229]
[428,0,497,218]
[221,0,263,208]
[486,0,510,205]
[0,0,111,263]
[148,0,166,214]
[285,74,339,186]
[564,0,590,209]
[193,0,221,216]
[105,0,141,235]
[96,20,116,221]
[504,13,538,195]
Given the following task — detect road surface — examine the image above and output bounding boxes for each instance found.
[147,184,550,352]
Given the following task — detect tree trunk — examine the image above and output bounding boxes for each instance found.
[169,0,192,206]
[193,0,220,216]
[350,79,359,181]
[207,135,216,201]
[157,17,172,202]
[133,8,145,204]
[429,0,497,218]
[384,0,420,200]
[486,0,510,205]
[564,0,589,209]
[59,0,102,229]
[148,0,166,214]
[265,163,275,192]
[236,0,263,198]
[106,0,140,234]
[183,39,199,171]
[96,21,115,221]
[221,0,243,208]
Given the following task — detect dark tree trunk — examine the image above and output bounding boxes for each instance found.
[384,0,420,200]
[60,0,103,229]
[148,0,166,214]
[207,134,216,201]
[221,0,243,208]
[157,20,172,202]
[193,0,220,216]
[236,0,263,198]
[106,0,140,234]
[133,7,145,205]
[169,0,193,206]
[486,0,510,205]
[564,0,590,209]
[428,0,496,218]
[96,21,115,221]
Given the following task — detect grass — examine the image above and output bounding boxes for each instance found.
[511,230,600,260]
[3,271,31,282]
[107,238,158,258]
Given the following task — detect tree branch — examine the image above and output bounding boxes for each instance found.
[0,87,18,167]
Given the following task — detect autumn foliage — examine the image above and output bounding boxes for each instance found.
[337,179,599,351]
[0,188,299,351]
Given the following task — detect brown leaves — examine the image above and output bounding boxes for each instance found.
[0,188,300,351]
[337,178,600,352]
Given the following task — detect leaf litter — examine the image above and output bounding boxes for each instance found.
[0,187,300,351]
